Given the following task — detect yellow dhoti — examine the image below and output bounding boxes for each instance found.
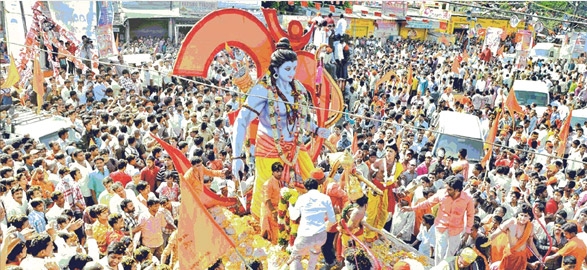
[364,186,388,242]
[250,134,315,218]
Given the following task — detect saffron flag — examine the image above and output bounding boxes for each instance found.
[462,50,469,63]
[500,27,508,41]
[504,89,525,118]
[439,35,449,46]
[497,45,504,57]
[288,1,294,5]
[557,109,573,157]
[451,55,462,74]
[374,69,395,95]
[1,54,20,89]
[224,42,234,59]
[330,4,335,12]
[407,63,413,85]
[315,2,321,10]
[481,111,501,166]
[227,108,240,126]
[32,56,44,114]
[301,1,308,7]
[177,171,236,269]
[150,133,236,268]
[150,133,191,174]
[351,132,358,154]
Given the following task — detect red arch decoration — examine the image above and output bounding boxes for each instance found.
[173,8,274,78]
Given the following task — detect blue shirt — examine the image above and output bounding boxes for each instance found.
[89,168,110,197]
[93,83,107,102]
[28,210,47,233]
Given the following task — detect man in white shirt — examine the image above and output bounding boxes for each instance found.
[334,14,347,36]
[69,149,93,206]
[287,176,336,270]
[391,196,415,243]
[45,191,71,223]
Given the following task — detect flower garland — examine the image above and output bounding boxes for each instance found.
[370,240,430,267]
[265,74,312,167]
[277,187,299,247]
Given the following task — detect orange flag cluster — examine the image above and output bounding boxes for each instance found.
[557,110,573,157]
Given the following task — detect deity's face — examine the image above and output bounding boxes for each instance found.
[275,61,297,83]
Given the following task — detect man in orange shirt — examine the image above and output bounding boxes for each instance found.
[183,157,227,195]
[542,222,586,270]
[402,176,475,265]
[327,125,342,147]
[30,167,54,199]
[261,162,285,244]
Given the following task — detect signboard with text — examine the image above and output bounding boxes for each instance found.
[406,20,439,29]
[178,1,218,17]
[382,1,406,18]
[420,7,450,21]
[374,20,399,38]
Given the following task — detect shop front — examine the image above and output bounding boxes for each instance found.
[448,16,528,36]
[399,19,440,41]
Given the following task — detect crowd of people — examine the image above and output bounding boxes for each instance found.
[0,9,586,270]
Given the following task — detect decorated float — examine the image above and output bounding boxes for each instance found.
[157,7,434,269]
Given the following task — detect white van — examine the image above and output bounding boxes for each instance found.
[511,80,550,116]
[571,108,587,129]
[431,111,484,162]
[6,106,80,148]
[530,43,560,61]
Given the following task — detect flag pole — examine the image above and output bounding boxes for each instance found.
[233,248,254,270]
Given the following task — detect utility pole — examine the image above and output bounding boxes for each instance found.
[19,1,27,35]
[572,2,579,29]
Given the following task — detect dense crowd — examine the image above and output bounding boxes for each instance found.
[0,10,587,270]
